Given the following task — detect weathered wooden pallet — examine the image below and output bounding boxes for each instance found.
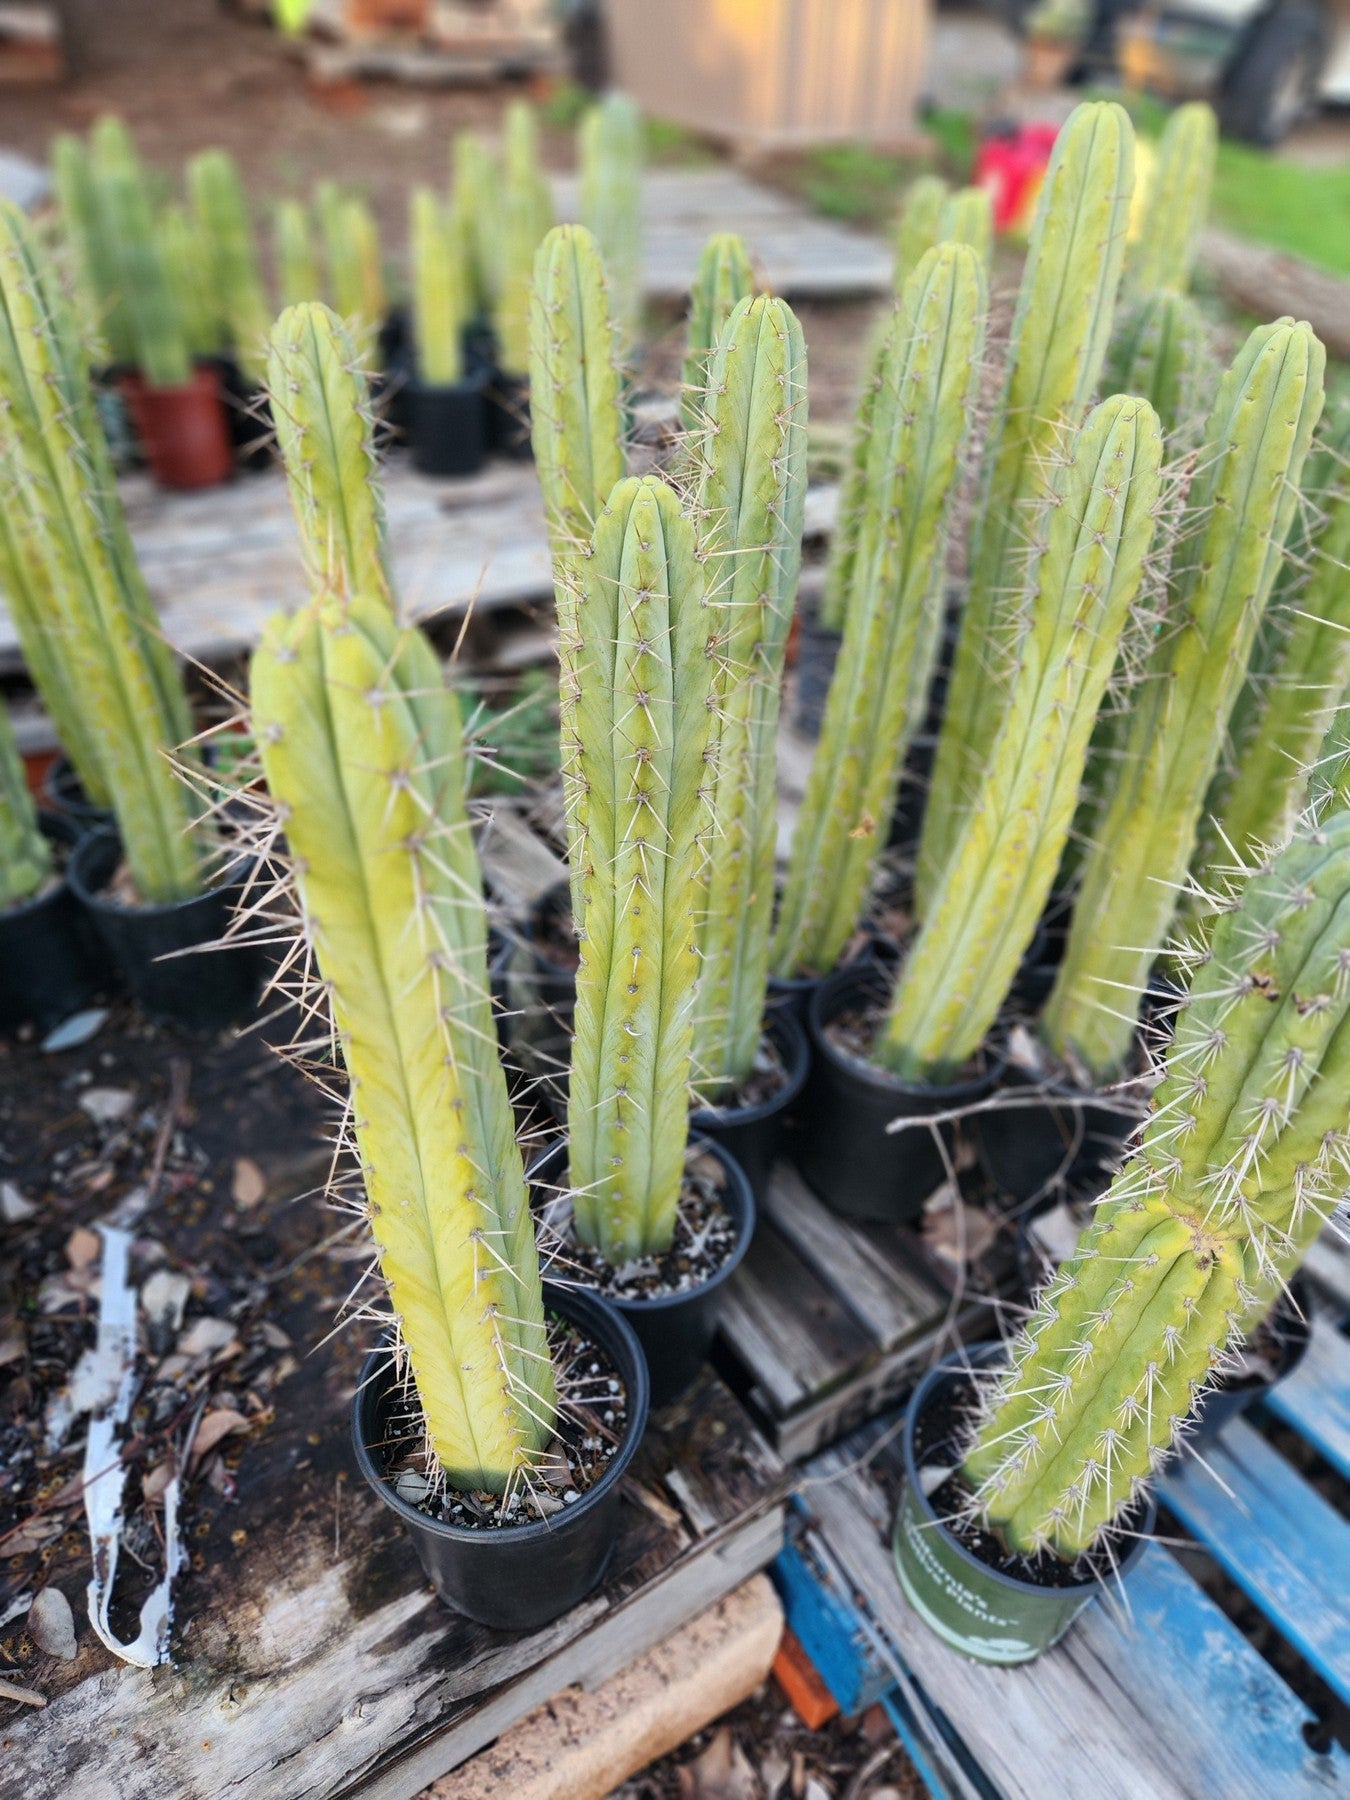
[774,1316,1350,1798]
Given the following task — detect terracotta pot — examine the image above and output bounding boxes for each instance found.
[118,365,234,491]
[344,0,429,34]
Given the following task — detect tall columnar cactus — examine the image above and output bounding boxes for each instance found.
[319,187,386,344]
[964,811,1350,1557]
[579,92,644,345]
[252,593,554,1492]
[816,322,889,635]
[188,150,272,386]
[917,102,1135,913]
[772,245,986,980]
[159,203,223,362]
[497,103,555,377]
[267,303,392,609]
[0,203,201,902]
[565,476,716,1264]
[691,295,808,1097]
[1105,288,1212,442]
[410,187,467,386]
[894,174,948,289]
[1310,707,1350,822]
[275,199,321,310]
[451,131,501,320]
[680,233,755,431]
[937,186,995,270]
[1043,318,1326,1081]
[51,131,127,360]
[877,396,1163,1081]
[96,143,191,389]
[1128,102,1217,297]
[0,697,50,908]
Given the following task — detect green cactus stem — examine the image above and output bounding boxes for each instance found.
[267,302,392,609]
[275,199,322,310]
[579,93,644,345]
[691,295,808,1098]
[894,174,948,289]
[319,187,386,345]
[0,202,201,902]
[937,186,995,269]
[916,102,1135,914]
[1043,318,1326,1082]
[253,592,553,1492]
[816,322,888,636]
[159,203,223,363]
[410,187,467,386]
[497,103,555,378]
[965,810,1350,1558]
[1128,102,1217,297]
[97,143,192,390]
[1310,706,1350,822]
[772,244,987,981]
[188,150,272,386]
[565,475,715,1263]
[1106,287,1212,442]
[680,233,755,431]
[0,698,50,908]
[877,395,1163,1081]
[451,131,502,320]
[51,131,126,360]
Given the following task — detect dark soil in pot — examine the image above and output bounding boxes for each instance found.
[1184,1277,1312,1449]
[42,755,114,834]
[409,373,487,477]
[893,1344,1155,1663]
[351,1281,648,1630]
[118,363,234,491]
[0,814,113,1031]
[69,828,268,1031]
[486,372,532,460]
[794,962,1001,1224]
[689,1008,810,1202]
[528,1136,756,1408]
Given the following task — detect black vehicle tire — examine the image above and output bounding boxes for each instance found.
[1220,2,1328,146]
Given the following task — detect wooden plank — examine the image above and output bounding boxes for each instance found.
[1303,1225,1350,1321]
[476,801,567,912]
[806,1439,1347,1799]
[1265,1315,1350,1481]
[719,1221,873,1414]
[1161,1418,1350,1705]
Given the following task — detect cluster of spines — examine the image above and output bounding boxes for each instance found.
[965,810,1350,1558]
[878,394,1163,1081]
[689,293,808,1098]
[917,101,1136,914]
[1043,316,1327,1081]
[771,242,987,980]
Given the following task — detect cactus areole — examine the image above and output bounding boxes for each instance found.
[965,812,1350,1562]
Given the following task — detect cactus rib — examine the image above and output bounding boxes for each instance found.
[680,233,756,432]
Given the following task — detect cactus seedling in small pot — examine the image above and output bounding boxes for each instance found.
[406,186,486,478]
[894,811,1350,1662]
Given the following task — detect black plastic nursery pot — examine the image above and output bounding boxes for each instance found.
[210,357,274,473]
[793,608,841,739]
[409,374,487,478]
[974,1058,1140,1212]
[528,1136,756,1409]
[689,1007,811,1203]
[485,372,532,460]
[893,1345,1155,1664]
[351,1282,649,1632]
[1185,1277,1312,1448]
[42,755,114,835]
[69,829,267,1030]
[0,814,112,1032]
[794,962,1001,1225]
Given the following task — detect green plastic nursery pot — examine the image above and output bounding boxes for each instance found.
[892,1346,1155,1665]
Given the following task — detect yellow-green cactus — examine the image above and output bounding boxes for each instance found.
[497,102,555,377]
[1128,102,1217,297]
[410,186,467,386]
[188,150,272,386]
[579,92,644,345]
[0,696,50,908]
[894,174,948,289]
[680,232,755,431]
[275,199,322,310]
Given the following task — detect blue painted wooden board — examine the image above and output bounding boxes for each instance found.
[1161,1417,1350,1706]
[1267,1316,1350,1482]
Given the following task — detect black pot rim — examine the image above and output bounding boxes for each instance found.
[351,1279,649,1549]
[527,1133,757,1318]
[904,1343,1156,1599]
[809,962,1004,1105]
[68,826,250,922]
[690,1007,810,1128]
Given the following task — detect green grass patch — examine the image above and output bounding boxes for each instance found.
[1209,143,1350,277]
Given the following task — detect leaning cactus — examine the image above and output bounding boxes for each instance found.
[1044,318,1326,1081]
[96,142,191,389]
[894,174,948,289]
[680,233,755,431]
[878,396,1162,1081]
[917,102,1135,912]
[253,592,553,1492]
[0,697,50,909]
[159,203,223,362]
[1105,287,1212,443]
[410,187,467,386]
[267,303,392,609]
[965,810,1350,1557]
[497,103,555,378]
[579,92,644,345]
[188,150,272,385]
[772,245,986,980]
[274,199,322,310]
[0,203,201,902]
[566,475,715,1263]
[1128,102,1217,297]
[691,295,808,1097]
